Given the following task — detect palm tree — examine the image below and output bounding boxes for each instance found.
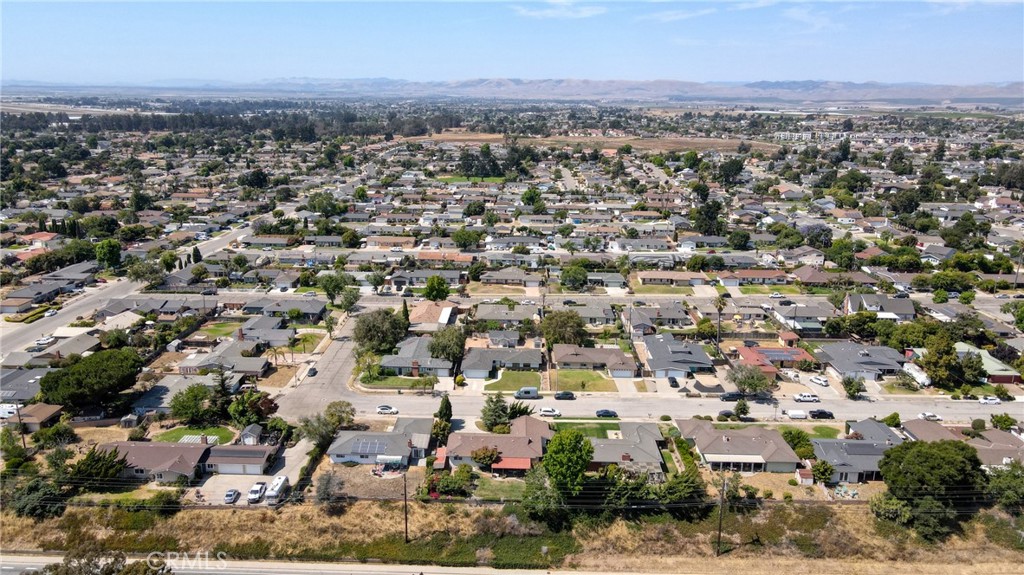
[714,295,727,358]
[268,346,285,366]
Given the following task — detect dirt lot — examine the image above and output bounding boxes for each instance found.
[148,351,187,372]
[312,456,427,500]
[258,365,298,389]
[72,425,131,447]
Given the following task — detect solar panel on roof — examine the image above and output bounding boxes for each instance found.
[352,438,388,455]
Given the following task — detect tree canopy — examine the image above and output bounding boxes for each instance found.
[543,428,594,496]
[40,349,142,412]
[353,308,408,354]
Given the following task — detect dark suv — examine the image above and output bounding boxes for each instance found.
[809,409,835,419]
[720,391,745,402]
[554,391,576,400]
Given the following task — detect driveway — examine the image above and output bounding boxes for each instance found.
[189,439,313,507]
[692,285,720,298]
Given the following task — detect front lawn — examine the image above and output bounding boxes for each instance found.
[551,369,617,392]
[661,449,678,475]
[554,421,620,438]
[155,426,235,444]
[294,287,322,294]
[778,424,841,439]
[631,284,695,295]
[484,370,541,391]
[474,475,526,501]
[882,383,921,395]
[364,375,435,389]
[289,332,324,352]
[738,285,801,295]
[198,321,244,338]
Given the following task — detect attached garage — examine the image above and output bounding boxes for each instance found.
[204,445,276,475]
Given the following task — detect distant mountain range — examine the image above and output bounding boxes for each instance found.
[3,77,1022,106]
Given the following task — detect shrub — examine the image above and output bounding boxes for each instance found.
[128,426,147,441]
[993,385,1013,401]
[716,415,728,422]
[659,415,671,421]
[951,394,961,400]
[783,492,793,502]
[32,423,78,449]
[788,478,799,486]
[762,489,773,500]
[971,419,986,431]
[880,412,901,427]
[795,446,815,460]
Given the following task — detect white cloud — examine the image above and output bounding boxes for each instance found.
[637,7,717,23]
[782,5,832,32]
[511,1,606,20]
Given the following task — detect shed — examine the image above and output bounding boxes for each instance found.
[241,423,263,446]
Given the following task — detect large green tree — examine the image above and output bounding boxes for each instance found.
[480,392,509,432]
[40,349,142,412]
[560,266,588,291]
[428,326,467,365]
[726,364,772,395]
[170,384,215,426]
[422,275,450,301]
[543,428,594,496]
[540,310,588,346]
[353,308,408,354]
[95,239,121,269]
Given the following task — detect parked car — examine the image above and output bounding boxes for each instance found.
[376,405,399,415]
[809,409,835,420]
[44,309,58,317]
[794,393,820,403]
[948,292,961,299]
[778,299,795,306]
[995,294,1009,299]
[596,409,618,418]
[668,376,679,388]
[390,247,404,252]
[224,489,241,504]
[562,299,577,305]
[809,375,829,387]
[200,288,217,295]
[720,391,745,402]
[554,391,576,400]
[893,292,910,299]
[718,410,735,418]
[303,291,317,298]
[538,407,562,418]
[918,412,942,421]
[633,300,647,307]
[307,367,318,377]
[247,482,267,504]
[769,292,783,298]
[978,396,1002,405]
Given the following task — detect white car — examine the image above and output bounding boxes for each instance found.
[978,396,1002,405]
[918,412,942,421]
[390,247,404,252]
[769,292,783,298]
[376,405,399,415]
[34,336,55,346]
[809,375,829,387]
[247,482,267,504]
[44,309,58,317]
[794,393,820,403]
[538,407,561,418]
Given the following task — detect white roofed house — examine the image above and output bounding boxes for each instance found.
[379,336,453,377]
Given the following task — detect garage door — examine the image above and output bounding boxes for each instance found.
[217,464,246,474]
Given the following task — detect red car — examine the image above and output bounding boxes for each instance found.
[96,278,107,283]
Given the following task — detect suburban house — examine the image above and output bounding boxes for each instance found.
[966,429,1024,469]
[844,294,916,322]
[586,272,628,288]
[486,330,520,348]
[547,304,615,326]
[772,302,839,333]
[812,419,903,483]
[202,445,277,475]
[635,271,710,286]
[408,301,458,333]
[779,246,825,267]
[589,422,667,483]
[550,344,636,378]
[790,265,877,287]
[444,415,554,474]
[0,368,54,405]
[380,336,453,377]
[676,418,800,473]
[242,298,327,323]
[365,236,417,249]
[717,270,790,286]
[390,269,465,289]
[920,244,957,265]
[178,340,270,377]
[474,304,539,326]
[12,403,63,432]
[901,419,961,443]
[954,342,1022,385]
[734,346,817,378]
[461,348,544,380]
[327,418,434,466]
[479,267,543,287]
[640,334,714,378]
[609,238,671,252]
[622,305,692,338]
[816,343,906,381]
[132,372,245,415]
[101,442,210,483]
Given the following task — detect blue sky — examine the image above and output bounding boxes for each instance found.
[2,1,1021,85]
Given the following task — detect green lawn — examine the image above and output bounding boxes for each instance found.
[738,285,801,295]
[554,421,620,438]
[156,426,235,444]
[436,176,505,183]
[779,424,841,439]
[473,476,526,501]
[594,337,633,354]
[661,449,678,475]
[364,375,435,389]
[882,383,921,395]
[484,370,541,391]
[551,369,617,392]
[198,321,244,338]
[294,286,322,294]
[289,332,324,352]
[631,284,695,295]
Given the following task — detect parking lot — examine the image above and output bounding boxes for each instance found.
[187,438,312,506]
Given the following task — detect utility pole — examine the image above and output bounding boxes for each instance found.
[403,471,410,543]
[14,407,27,449]
[715,472,727,557]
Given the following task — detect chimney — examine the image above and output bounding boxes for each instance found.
[621,453,632,462]
[200,434,208,445]
[411,361,419,377]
